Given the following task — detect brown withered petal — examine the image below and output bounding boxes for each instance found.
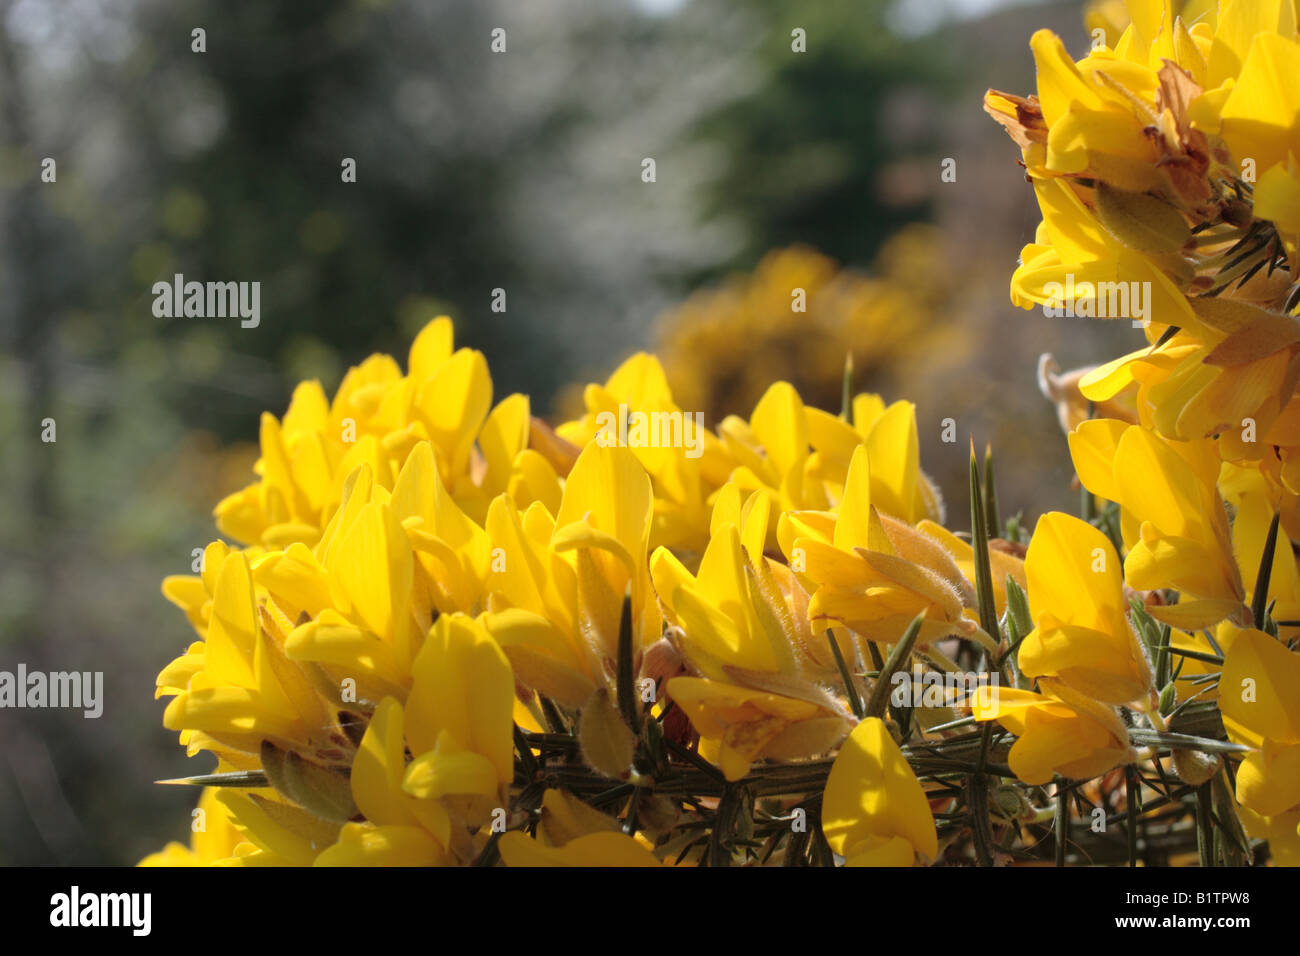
[528,415,582,476]
[984,89,1047,150]
[1155,60,1200,143]
[988,538,1027,560]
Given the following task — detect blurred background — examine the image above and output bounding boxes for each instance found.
[0,0,1144,864]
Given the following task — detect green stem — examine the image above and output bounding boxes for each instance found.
[1251,511,1281,630]
[826,629,864,719]
[1196,783,1215,867]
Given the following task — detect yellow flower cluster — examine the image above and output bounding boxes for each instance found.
[653,228,965,427]
[989,0,1300,533]
[147,317,984,866]
[989,0,1300,862]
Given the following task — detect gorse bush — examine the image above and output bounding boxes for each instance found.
[141,0,1300,868]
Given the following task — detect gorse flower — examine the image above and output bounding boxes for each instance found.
[1220,625,1300,862]
[149,313,1002,866]
[821,718,938,866]
[213,317,550,546]
[1069,418,1247,628]
[159,544,348,761]
[780,445,988,648]
[972,680,1137,786]
[497,789,663,866]
[1220,26,1300,267]
[653,485,852,780]
[557,352,726,555]
[483,441,661,711]
[315,614,515,866]
[1019,512,1153,705]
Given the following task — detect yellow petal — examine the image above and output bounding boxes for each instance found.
[1031,29,1108,126]
[332,501,414,665]
[216,791,336,866]
[405,613,515,782]
[821,717,937,863]
[403,730,501,801]
[864,401,922,522]
[1068,418,1129,503]
[351,697,418,828]
[407,316,455,381]
[204,551,259,688]
[498,831,662,867]
[1221,627,1300,743]
[1236,743,1300,817]
[1025,511,1125,633]
[315,822,448,867]
[413,348,492,479]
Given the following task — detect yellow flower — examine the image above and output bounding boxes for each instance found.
[387,440,494,617]
[214,317,550,546]
[556,352,730,553]
[821,718,938,866]
[1220,627,1300,820]
[991,1,1297,216]
[1084,0,1218,50]
[666,680,845,783]
[718,381,819,516]
[987,9,1233,212]
[1165,460,1295,690]
[1069,419,1247,628]
[1236,804,1300,867]
[973,680,1136,785]
[160,434,510,768]
[1219,623,1300,865]
[210,788,340,866]
[1005,176,1200,331]
[780,445,986,648]
[557,359,943,558]
[159,546,340,761]
[480,497,593,708]
[1077,317,1300,473]
[482,441,660,709]
[724,384,943,526]
[654,485,851,780]
[1019,512,1153,705]
[811,393,945,525]
[491,789,664,866]
[316,613,515,866]
[1068,323,1300,543]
